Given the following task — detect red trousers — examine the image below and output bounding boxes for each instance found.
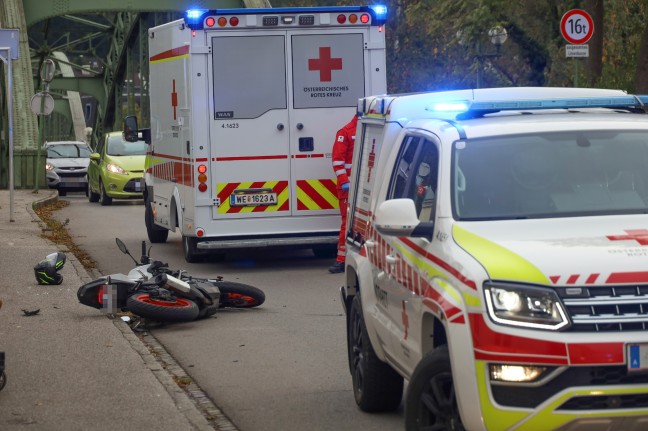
[336,189,348,263]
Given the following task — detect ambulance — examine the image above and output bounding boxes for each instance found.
[340,87,648,430]
[124,6,387,262]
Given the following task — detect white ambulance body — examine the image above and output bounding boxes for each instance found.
[341,87,648,430]
[142,6,387,261]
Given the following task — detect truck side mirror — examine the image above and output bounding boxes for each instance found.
[374,199,434,241]
[123,116,139,142]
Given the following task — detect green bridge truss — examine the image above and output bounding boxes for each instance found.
[0,0,271,188]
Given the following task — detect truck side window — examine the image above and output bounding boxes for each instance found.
[388,136,439,222]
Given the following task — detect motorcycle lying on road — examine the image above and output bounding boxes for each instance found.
[77,238,265,322]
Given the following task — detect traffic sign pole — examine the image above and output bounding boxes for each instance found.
[560,9,595,87]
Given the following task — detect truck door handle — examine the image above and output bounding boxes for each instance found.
[277,123,284,131]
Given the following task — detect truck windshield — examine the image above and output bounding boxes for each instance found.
[452,130,648,220]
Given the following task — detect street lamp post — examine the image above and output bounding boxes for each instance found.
[475,26,508,88]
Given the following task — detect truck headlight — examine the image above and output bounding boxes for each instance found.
[484,283,569,330]
[107,163,127,175]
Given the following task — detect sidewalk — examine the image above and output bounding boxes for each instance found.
[0,188,212,430]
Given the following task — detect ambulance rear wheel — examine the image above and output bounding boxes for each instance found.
[405,345,464,431]
[348,295,403,412]
[183,235,204,263]
[145,201,168,243]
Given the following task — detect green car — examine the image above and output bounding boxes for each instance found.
[87,131,147,206]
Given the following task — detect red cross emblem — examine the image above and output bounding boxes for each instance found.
[171,79,178,120]
[607,229,648,245]
[308,47,342,82]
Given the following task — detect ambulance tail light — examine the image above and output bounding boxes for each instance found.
[197,164,208,193]
[337,14,346,24]
[360,14,370,24]
[217,17,227,27]
[205,17,215,27]
[196,228,205,238]
[229,17,239,26]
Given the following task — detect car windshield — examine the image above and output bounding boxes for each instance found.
[452,130,648,220]
[107,135,147,156]
[46,143,92,158]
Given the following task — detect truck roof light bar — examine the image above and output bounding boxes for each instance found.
[184,6,387,30]
[425,95,648,118]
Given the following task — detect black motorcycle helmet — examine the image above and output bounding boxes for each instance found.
[34,252,66,285]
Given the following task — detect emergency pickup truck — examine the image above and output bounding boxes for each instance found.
[341,87,648,430]
[124,6,387,262]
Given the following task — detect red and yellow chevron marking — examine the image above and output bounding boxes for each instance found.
[217,181,289,214]
[296,179,339,211]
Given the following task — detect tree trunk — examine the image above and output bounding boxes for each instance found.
[635,18,648,92]
[584,0,603,86]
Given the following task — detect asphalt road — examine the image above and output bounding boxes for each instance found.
[56,193,404,431]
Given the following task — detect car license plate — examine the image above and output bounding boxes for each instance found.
[627,344,648,372]
[230,189,277,206]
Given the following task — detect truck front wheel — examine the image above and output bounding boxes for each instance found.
[348,295,403,412]
[405,345,464,431]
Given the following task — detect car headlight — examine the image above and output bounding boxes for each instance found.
[45,163,55,171]
[484,282,570,330]
[106,163,127,175]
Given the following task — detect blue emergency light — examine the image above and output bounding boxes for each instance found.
[426,95,648,118]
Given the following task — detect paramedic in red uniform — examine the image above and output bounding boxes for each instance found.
[328,114,358,274]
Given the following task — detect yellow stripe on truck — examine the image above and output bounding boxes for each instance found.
[452,225,550,284]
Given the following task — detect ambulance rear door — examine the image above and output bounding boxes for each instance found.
[288,30,369,217]
[209,31,291,220]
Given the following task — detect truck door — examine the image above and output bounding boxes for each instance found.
[210,32,291,219]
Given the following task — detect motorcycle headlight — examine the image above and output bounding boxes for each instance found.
[107,163,127,175]
[45,163,55,171]
[484,282,570,330]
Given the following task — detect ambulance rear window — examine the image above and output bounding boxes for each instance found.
[211,35,287,119]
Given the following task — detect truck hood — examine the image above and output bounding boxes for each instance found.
[453,215,648,286]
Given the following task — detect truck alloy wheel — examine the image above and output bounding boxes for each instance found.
[405,345,465,431]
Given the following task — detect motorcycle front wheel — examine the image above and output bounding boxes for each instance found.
[215,281,265,308]
[127,294,200,322]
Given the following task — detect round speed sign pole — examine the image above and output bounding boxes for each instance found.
[560,9,594,87]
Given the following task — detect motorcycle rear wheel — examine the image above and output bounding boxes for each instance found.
[215,281,265,308]
[127,294,199,322]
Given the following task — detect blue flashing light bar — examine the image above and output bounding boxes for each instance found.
[185,9,209,27]
[426,95,648,116]
[184,5,387,30]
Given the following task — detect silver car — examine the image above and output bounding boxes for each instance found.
[45,141,92,196]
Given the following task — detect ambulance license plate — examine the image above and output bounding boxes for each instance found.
[627,344,648,372]
[230,191,277,206]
